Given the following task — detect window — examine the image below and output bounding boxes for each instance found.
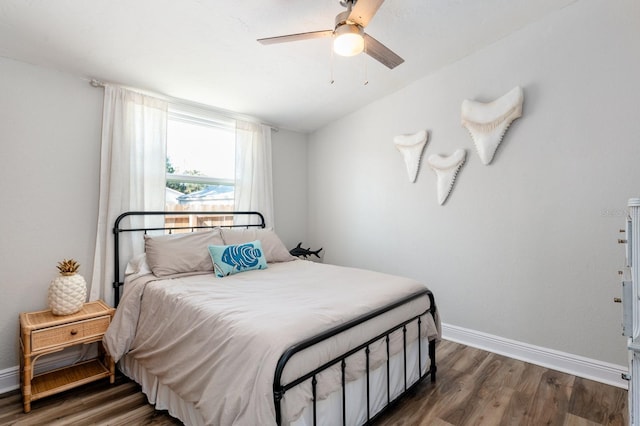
[165,106,236,228]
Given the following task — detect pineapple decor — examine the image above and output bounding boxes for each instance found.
[48,259,87,315]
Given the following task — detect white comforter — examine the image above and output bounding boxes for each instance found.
[104,260,439,426]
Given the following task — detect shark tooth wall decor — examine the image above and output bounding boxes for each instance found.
[394,130,429,183]
[461,86,523,165]
[427,149,466,205]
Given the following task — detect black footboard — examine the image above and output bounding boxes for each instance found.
[273,289,437,425]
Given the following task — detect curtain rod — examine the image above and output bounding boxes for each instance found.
[87,78,279,132]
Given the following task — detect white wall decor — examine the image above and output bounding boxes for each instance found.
[393,130,429,183]
[427,149,466,205]
[461,86,523,165]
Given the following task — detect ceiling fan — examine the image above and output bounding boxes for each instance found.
[257,0,404,70]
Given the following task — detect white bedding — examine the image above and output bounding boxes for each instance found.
[104,259,439,426]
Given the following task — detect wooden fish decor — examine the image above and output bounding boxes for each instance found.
[290,242,323,259]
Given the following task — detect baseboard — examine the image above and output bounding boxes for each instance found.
[442,323,628,389]
[0,345,95,395]
[0,365,19,395]
[2,325,628,395]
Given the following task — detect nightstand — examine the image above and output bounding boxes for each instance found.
[19,300,116,413]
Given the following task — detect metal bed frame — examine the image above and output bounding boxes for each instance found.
[113,210,437,425]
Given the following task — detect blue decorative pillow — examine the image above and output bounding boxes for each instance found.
[208,240,268,278]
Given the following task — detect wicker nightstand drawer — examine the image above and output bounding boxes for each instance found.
[30,315,111,351]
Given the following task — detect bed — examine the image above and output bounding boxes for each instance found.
[104,211,440,425]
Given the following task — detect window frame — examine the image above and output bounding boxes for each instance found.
[165,105,237,224]
[165,105,236,189]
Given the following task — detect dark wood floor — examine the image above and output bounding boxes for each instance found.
[0,340,627,425]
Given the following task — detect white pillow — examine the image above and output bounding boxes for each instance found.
[144,229,224,277]
[124,253,151,277]
[220,228,295,263]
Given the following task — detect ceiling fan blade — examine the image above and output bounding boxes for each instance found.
[348,0,385,27]
[364,33,404,69]
[258,30,333,45]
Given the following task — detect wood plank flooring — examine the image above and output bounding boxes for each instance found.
[375,341,627,426]
[0,340,627,425]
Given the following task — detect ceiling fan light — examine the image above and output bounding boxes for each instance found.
[333,24,364,57]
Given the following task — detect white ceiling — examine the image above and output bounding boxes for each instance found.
[0,0,576,132]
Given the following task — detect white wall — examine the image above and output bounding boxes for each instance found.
[272,128,308,248]
[307,0,639,366]
[0,57,103,371]
[0,58,308,372]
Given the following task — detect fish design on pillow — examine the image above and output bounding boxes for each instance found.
[222,243,263,271]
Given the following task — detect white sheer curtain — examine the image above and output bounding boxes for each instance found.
[90,85,168,306]
[234,120,274,227]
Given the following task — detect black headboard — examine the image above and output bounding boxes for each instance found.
[112,210,265,306]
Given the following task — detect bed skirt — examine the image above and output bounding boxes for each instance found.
[119,336,430,426]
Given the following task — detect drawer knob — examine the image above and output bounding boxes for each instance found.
[70,329,78,336]
[614,298,622,303]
